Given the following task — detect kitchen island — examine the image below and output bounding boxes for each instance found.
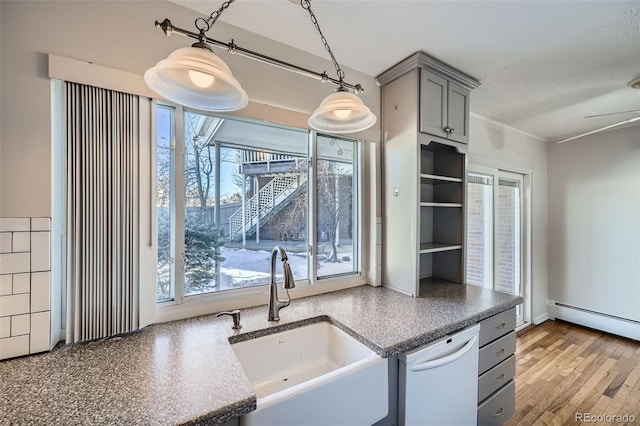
[0,283,521,425]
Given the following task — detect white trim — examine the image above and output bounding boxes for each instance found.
[156,277,368,323]
[533,313,549,325]
[309,131,318,286]
[522,173,533,328]
[138,98,156,328]
[48,54,157,99]
[470,113,548,142]
[547,301,640,341]
[50,79,65,347]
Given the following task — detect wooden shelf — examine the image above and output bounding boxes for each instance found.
[419,242,463,253]
[420,174,463,184]
[420,202,463,208]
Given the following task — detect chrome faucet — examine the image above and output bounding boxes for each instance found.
[268,246,296,321]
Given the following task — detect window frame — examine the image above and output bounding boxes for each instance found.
[153,102,367,320]
[314,133,362,282]
[466,162,531,328]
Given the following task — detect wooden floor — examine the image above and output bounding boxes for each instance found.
[505,320,640,426]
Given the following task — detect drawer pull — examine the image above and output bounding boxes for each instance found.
[493,407,505,417]
[494,348,506,357]
[493,374,505,382]
[495,322,506,330]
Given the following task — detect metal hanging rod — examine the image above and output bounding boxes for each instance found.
[154,19,364,94]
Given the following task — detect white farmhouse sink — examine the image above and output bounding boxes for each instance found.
[231,321,388,426]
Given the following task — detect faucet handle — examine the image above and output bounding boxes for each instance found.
[216,310,242,330]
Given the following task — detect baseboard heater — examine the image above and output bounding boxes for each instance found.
[547,301,640,342]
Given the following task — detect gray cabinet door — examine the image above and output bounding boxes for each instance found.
[419,70,448,139]
[447,81,470,144]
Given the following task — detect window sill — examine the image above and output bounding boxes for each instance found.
[155,274,369,324]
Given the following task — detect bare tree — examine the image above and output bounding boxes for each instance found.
[185,114,214,214]
[182,113,225,293]
[317,160,353,262]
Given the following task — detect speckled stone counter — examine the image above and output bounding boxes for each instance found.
[0,283,521,425]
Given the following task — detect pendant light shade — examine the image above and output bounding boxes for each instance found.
[144,46,249,112]
[308,90,377,134]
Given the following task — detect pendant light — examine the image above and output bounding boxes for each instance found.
[145,1,248,112]
[309,87,377,134]
[298,0,377,134]
[144,41,248,112]
[146,0,376,133]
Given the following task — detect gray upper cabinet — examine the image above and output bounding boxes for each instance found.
[420,69,470,144]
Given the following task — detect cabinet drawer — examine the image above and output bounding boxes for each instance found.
[479,307,516,347]
[479,331,516,375]
[478,355,516,403]
[478,379,515,426]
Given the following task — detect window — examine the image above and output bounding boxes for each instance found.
[466,166,526,325]
[155,106,361,303]
[466,173,493,289]
[316,135,357,277]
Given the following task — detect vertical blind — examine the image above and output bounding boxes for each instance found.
[65,82,139,343]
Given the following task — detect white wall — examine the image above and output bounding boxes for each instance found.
[468,115,549,324]
[0,0,379,217]
[548,125,640,322]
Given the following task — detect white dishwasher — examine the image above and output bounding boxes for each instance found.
[399,324,480,426]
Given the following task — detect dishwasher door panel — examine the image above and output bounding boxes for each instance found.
[399,324,480,426]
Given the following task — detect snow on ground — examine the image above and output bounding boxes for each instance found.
[188,246,354,293]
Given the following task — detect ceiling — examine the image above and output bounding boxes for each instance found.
[173,1,640,142]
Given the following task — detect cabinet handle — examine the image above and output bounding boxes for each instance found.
[493,374,505,382]
[495,322,506,330]
[494,348,506,357]
[493,407,505,416]
[443,126,452,134]
[410,336,477,372]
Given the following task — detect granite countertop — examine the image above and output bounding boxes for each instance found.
[0,283,522,425]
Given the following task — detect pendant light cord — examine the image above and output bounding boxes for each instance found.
[195,0,236,33]
[300,0,348,90]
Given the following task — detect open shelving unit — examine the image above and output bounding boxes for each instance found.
[380,57,475,298]
[418,141,465,290]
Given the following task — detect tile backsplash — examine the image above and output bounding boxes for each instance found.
[0,217,51,360]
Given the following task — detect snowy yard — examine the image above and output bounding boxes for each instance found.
[185,246,354,295]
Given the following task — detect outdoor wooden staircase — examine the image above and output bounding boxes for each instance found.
[228,174,306,240]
